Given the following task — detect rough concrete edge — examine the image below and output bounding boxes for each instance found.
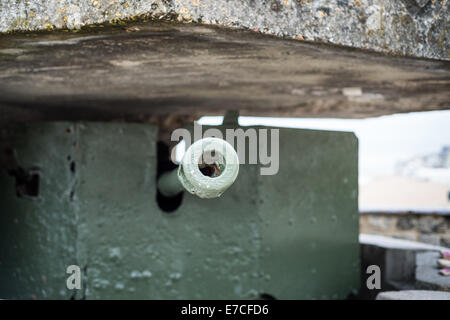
[360,234,450,251]
[376,290,450,300]
[0,0,448,61]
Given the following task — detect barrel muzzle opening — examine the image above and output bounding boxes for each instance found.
[178,137,239,199]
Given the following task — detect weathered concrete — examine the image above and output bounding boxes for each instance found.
[416,251,450,290]
[360,234,449,251]
[376,290,450,300]
[0,22,449,122]
[360,212,450,247]
[358,234,448,299]
[0,1,448,60]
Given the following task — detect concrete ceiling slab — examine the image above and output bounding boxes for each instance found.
[0,22,449,122]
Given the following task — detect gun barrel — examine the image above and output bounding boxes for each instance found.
[158,137,239,199]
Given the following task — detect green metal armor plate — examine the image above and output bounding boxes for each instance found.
[0,122,359,299]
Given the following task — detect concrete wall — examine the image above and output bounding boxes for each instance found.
[360,212,450,248]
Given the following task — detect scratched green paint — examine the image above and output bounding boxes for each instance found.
[0,122,359,299]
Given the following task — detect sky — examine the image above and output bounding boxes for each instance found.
[197,110,450,185]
